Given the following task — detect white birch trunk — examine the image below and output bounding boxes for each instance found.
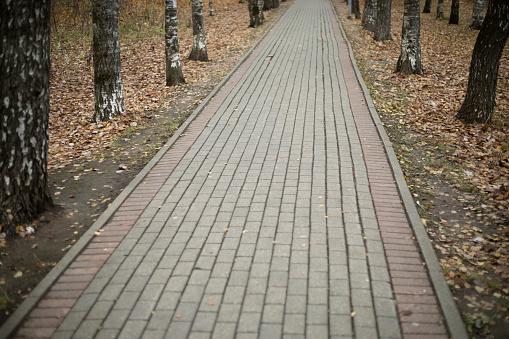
[396,0,423,75]
[0,0,54,234]
[189,0,209,61]
[165,0,185,85]
[470,0,486,30]
[92,0,126,122]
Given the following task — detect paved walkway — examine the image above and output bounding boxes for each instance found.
[3,0,467,338]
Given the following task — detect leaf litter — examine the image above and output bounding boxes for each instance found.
[0,0,291,326]
[334,0,508,337]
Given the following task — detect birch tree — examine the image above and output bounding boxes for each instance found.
[165,0,185,85]
[264,0,279,10]
[456,0,509,124]
[248,0,264,28]
[396,0,423,75]
[363,0,377,32]
[92,0,126,122]
[437,0,444,19]
[209,0,214,16]
[353,0,361,19]
[449,0,459,24]
[189,0,209,61]
[0,0,54,234]
[374,0,392,41]
[423,0,432,13]
[470,0,486,30]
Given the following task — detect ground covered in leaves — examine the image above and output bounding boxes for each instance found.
[332,0,508,337]
[0,0,291,326]
[1,0,508,337]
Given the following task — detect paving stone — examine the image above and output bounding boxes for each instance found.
[102,309,130,329]
[191,311,217,332]
[13,3,455,339]
[283,314,305,335]
[237,312,261,333]
[146,310,174,330]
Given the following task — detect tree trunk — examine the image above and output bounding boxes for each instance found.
[209,0,214,16]
[248,0,264,27]
[437,0,444,19]
[449,0,459,24]
[0,0,54,235]
[396,0,423,75]
[363,0,377,32]
[470,0,486,30]
[423,0,432,13]
[456,0,509,124]
[264,0,272,11]
[353,0,361,19]
[189,0,209,61]
[374,0,392,41]
[273,0,280,9]
[92,0,126,122]
[165,0,185,86]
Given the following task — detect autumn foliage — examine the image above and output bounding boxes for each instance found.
[48,0,255,171]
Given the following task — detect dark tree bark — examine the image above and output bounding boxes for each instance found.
[437,0,444,19]
[456,0,509,124]
[374,0,392,41]
[0,0,54,235]
[165,0,185,86]
[353,0,361,19]
[272,0,280,9]
[92,0,126,122]
[363,0,377,32]
[470,0,486,30]
[209,0,214,16]
[189,0,209,61]
[248,0,264,28]
[423,0,432,13]
[449,0,459,24]
[396,0,423,75]
[264,0,272,11]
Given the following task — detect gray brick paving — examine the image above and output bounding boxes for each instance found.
[46,0,407,338]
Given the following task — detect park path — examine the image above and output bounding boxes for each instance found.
[4,0,467,338]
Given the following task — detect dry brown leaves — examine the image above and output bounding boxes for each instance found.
[350,3,509,224]
[48,0,257,171]
[337,0,509,333]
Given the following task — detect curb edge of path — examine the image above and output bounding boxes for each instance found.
[0,6,292,338]
[329,3,469,339]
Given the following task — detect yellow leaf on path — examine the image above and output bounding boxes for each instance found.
[222,228,229,232]
[350,312,356,317]
[14,271,23,279]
